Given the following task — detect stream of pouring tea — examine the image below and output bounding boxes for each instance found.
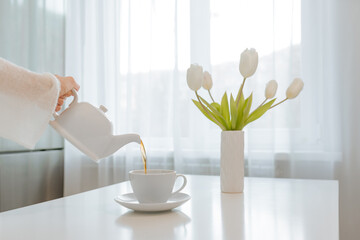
[140,140,147,174]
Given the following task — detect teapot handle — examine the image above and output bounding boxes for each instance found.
[69,89,79,107]
[53,89,79,119]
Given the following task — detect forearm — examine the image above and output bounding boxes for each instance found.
[0,57,60,148]
[0,58,60,111]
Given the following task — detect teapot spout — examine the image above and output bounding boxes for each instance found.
[115,133,141,145]
[99,134,141,159]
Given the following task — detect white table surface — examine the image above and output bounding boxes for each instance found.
[0,175,338,240]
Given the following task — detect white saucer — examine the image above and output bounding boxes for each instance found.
[114,192,191,212]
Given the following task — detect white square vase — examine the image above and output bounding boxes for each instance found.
[220,130,244,193]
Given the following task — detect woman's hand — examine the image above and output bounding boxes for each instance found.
[55,75,80,112]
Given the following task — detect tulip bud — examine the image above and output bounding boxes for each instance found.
[202,71,213,90]
[187,64,203,91]
[265,80,278,99]
[239,48,258,78]
[286,78,304,99]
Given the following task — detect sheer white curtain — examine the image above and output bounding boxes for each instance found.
[319,0,360,239]
[64,0,338,195]
[302,1,360,238]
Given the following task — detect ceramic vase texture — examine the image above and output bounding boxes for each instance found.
[220,130,244,193]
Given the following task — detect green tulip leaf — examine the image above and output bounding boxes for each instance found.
[199,96,221,116]
[245,98,276,126]
[235,95,245,130]
[235,93,252,130]
[220,92,231,129]
[211,102,221,112]
[230,94,238,130]
[243,93,253,119]
[198,96,227,127]
[192,99,226,130]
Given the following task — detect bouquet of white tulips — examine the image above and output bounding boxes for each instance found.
[186,48,304,131]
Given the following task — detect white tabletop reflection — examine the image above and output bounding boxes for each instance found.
[0,175,338,240]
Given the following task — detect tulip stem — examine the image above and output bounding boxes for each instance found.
[236,77,247,107]
[270,98,288,109]
[208,90,215,103]
[196,91,226,130]
[260,98,267,107]
[250,98,268,115]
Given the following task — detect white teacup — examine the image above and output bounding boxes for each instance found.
[129,169,187,203]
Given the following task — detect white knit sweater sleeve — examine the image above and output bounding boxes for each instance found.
[0,58,60,149]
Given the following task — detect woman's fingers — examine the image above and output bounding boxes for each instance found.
[57,98,64,106]
[55,104,62,112]
[54,74,80,112]
[55,75,80,96]
[61,91,73,98]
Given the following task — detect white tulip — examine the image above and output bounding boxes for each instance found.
[202,71,213,90]
[187,64,203,91]
[239,48,258,78]
[286,78,304,99]
[265,80,278,99]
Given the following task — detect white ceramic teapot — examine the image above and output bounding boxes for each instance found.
[50,89,140,161]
